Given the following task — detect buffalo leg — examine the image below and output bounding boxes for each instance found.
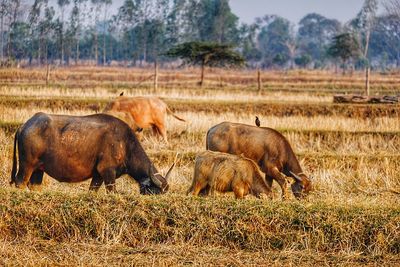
[268,165,289,200]
[190,181,208,196]
[152,124,168,143]
[15,163,35,189]
[199,185,211,196]
[27,170,44,191]
[233,183,246,199]
[158,126,168,143]
[265,175,274,188]
[100,168,116,193]
[89,173,103,192]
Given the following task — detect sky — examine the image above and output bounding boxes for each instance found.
[44,0,380,25]
[229,0,367,24]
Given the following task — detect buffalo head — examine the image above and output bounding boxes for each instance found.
[290,171,312,199]
[140,163,174,195]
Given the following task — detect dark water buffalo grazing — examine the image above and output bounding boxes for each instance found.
[206,122,312,199]
[10,112,173,194]
[187,151,272,199]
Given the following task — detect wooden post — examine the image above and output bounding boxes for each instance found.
[200,62,205,87]
[365,66,370,96]
[257,68,262,94]
[46,64,50,86]
[153,60,158,93]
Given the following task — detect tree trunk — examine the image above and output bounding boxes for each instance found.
[102,33,106,65]
[0,14,4,63]
[200,61,205,87]
[334,94,398,104]
[45,37,48,66]
[364,29,370,58]
[38,35,42,67]
[46,63,50,85]
[397,51,400,68]
[61,34,64,65]
[94,30,98,65]
[342,59,346,75]
[102,4,107,66]
[143,41,147,65]
[7,0,21,63]
[75,38,79,65]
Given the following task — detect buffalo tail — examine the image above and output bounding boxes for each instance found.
[166,106,186,122]
[10,128,19,185]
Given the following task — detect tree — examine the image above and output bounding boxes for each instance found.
[295,54,312,68]
[6,0,22,63]
[237,23,261,63]
[327,33,360,74]
[383,0,400,21]
[256,15,293,68]
[101,0,112,65]
[0,0,10,63]
[165,41,245,86]
[370,15,400,67]
[352,0,378,60]
[297,13,341,66]
[196,0,239,43]
[8,21,30,62]
[69,0,88,65]
[57,0,70,65]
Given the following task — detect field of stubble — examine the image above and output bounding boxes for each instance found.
[0,67,399,266]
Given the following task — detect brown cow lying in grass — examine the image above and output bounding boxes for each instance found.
[187,151,272,199]
[103,96,186,142]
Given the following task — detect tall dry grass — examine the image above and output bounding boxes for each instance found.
[1,66,399,95]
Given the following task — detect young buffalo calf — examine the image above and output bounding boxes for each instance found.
[187,151,272,199]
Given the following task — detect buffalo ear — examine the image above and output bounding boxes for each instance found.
[289,171,303,182]
[164,163,175,180]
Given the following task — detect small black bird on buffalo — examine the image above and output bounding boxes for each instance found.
[255,116,260,127]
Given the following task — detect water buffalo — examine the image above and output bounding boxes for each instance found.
[10,112,174,194]
[206,122,312,199]
[187,151,272,199]
[104,110,143,133]
[103,96,186,142]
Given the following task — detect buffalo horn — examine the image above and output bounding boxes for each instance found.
[165,163,175,180]
[150,168,163,188]
[289,171,303,182]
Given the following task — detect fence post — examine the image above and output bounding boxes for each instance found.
[46,64,50,86]
[154,60,158,93]
[365,66,370,96]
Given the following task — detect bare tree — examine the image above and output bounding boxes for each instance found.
[6,0,21,62]
[102,0,111,66]
[57,0,70,65]
[355,0,378,58]
[384,0,400,17]
[0,0,10,63]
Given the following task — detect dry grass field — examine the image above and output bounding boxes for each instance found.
[0,67,399,266]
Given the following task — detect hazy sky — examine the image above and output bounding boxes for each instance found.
[229,0,367,24]
[56,0,378,25]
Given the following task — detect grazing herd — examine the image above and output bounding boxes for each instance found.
[10,95,312,200]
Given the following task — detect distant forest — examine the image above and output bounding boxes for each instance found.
[1,0,399,69]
